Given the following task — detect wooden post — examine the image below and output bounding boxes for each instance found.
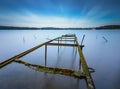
[45,45,47,67]
[81,35,85,45]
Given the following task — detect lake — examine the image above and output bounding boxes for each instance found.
[0,29,120,89]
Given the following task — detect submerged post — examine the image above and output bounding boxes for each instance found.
[81,34,85,45]
[45,44,47,67]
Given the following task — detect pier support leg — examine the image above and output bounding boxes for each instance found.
[45,45,47,67]
[81,35,85,45]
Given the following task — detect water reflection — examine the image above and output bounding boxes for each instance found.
[70,47,77,70]
[23,36,25,43]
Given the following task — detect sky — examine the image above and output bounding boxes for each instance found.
[0,0,120,28]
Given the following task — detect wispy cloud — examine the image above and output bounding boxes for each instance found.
[0,11,96,28]
[0,6,119,28]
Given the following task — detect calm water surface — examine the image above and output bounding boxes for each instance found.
[0,29,120,89]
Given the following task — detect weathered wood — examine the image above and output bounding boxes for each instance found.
[54,40,75,42]
[74,36,95,89]
[14,60,85,78]
[45,45,47,67]
[47,43,78,47]
[62,34,75,37]
[81,35,85,45]
[61,38,74,39]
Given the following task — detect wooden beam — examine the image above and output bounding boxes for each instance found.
[47,43,78,47]
[45,45,47,67]
[54,40,75,42]
[74,36,95,89]
[14,60,86,78]
[62,34,75,37]
[61,38,74,39]
[48,43,84,48]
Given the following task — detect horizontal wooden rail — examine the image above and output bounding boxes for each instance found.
[47,43,84,48]
[54,40,75,41]
[62,34,75,37]
[48,43,78,47]
[60,38,74,39]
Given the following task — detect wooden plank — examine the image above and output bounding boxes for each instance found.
[61,38,74,39]
[48,43,84,48]
[74,36,95,89]
[54,40,75,42]
[14,60,86,78]
[47,43,78,47]
[62,34,75,37]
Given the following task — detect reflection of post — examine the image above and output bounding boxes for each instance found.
[23,36,25,43]
[76,79,80,89]
[45,44,47,67]
[74,40,75,45]
[73,39,76,50]
[79,58,81,70]
[60,37,62,48]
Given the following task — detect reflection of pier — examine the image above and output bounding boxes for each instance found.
[0,34,95,89]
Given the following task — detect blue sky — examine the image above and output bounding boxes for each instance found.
[0,0,120,28]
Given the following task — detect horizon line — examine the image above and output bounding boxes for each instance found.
[0,24,120,29]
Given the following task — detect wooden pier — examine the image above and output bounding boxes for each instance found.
[0,34,95,89]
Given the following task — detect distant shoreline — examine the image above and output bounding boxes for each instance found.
[0,25,120,30]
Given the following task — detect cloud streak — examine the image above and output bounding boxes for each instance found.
[0,10,118,28]
[0,11,96,28]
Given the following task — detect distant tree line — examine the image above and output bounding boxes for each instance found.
[0,25,120,30]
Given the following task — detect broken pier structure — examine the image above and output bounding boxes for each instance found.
[0,34,95,89]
